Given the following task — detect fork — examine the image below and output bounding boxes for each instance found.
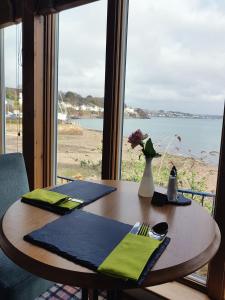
[137,223,150,236]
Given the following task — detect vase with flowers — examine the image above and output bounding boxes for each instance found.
[128,129,161,198]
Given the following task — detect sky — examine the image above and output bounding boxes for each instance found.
[4,0,225,115]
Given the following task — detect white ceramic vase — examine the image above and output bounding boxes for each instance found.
[138,157,155,198]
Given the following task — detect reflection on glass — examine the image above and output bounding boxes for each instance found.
[57,1,107,181]
[122,0,225,281]
[5,24,22,153]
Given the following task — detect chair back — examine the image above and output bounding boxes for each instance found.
[0,153,29,218]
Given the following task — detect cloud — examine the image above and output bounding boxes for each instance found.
[3,0,225,114]
[124,0,225,114]
[4,24,22,88]
[58,1,107,96]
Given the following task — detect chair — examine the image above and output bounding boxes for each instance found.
[0,153,52,300]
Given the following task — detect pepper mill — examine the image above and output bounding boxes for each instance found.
[167,166,177,202]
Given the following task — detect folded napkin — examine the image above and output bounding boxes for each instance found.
[21,189,81,213]
[98,233,161,281]
[152,191,191,206]
[22,189,68,204]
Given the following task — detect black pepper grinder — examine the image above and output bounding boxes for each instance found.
[167,166,177,202]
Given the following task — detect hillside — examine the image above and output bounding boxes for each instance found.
[61,91,104,108]
[5,88,222,119]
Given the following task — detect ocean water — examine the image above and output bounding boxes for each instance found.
[72,118,223,165]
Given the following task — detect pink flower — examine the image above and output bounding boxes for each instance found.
[128,129,148,148]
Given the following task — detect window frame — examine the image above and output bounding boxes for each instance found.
[102,0,129,179]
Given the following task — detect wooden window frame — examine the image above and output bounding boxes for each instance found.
[102,0,129,179]
[207,105,225,299]
[22,0,45,189]
[42,14,58,186]
[22,0,58,189]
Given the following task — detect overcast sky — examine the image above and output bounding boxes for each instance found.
[4,0,225,115]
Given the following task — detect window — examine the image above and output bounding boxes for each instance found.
[121,0,224,283]
[57,1,107,181]
[4,24,22,153]
[15,0,225,296]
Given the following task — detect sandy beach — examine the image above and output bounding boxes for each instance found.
[58,126,217,193]
[5,122,218,193]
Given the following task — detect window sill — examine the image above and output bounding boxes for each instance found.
[124,282,210,300]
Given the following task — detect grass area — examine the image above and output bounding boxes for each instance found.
[58,155,213,213]
[121,158,213,213]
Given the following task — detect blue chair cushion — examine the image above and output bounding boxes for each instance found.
[0,250,52,300]
[0,153,53,299]
[0,153,29,218]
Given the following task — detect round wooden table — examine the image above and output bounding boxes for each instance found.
[0,180,220,292]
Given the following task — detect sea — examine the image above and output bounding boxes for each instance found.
[72,117,222,166]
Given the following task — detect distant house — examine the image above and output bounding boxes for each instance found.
[125,107,135,114]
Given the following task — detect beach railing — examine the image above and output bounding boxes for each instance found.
[57,175,215,212]
[57,175,75,183]
[178,188,215,214]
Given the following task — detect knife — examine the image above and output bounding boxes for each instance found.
[67,198,84,204]
[129,222,141,234]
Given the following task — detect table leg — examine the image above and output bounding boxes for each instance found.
[81,288,88,300]
[107,289,122,300]
[88,289,99,300]
[107,290,114,300]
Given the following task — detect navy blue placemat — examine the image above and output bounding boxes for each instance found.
[24,210,170,284]
[22,180,116,215]
[24,210,131,269]
[51,180,116,205]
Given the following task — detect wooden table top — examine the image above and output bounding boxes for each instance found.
[0,180,221,289]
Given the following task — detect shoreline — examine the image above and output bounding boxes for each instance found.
[70,116,222,120]
[61,123,219,167]
[57,126,218,193]
[5,123,218,193]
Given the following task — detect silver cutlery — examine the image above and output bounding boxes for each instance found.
[129,222,141,234]
[149,222,168,240]
[130,222,168,241]
[67,198,84,204]
[138,223,150,236]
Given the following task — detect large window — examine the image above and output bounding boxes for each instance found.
[57,1,107,181]
[2,0,222,296]
[4,24,22,153]
[122,0,224,283]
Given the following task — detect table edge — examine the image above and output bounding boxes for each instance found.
[0,213,221,289]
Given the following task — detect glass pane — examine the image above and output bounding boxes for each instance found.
[122,0,224,282]
[4,24,23,153]
[57,1,107,182]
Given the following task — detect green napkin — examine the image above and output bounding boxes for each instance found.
[98,233,161,281]
[22,189,83,211]
[22,189,69,205]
